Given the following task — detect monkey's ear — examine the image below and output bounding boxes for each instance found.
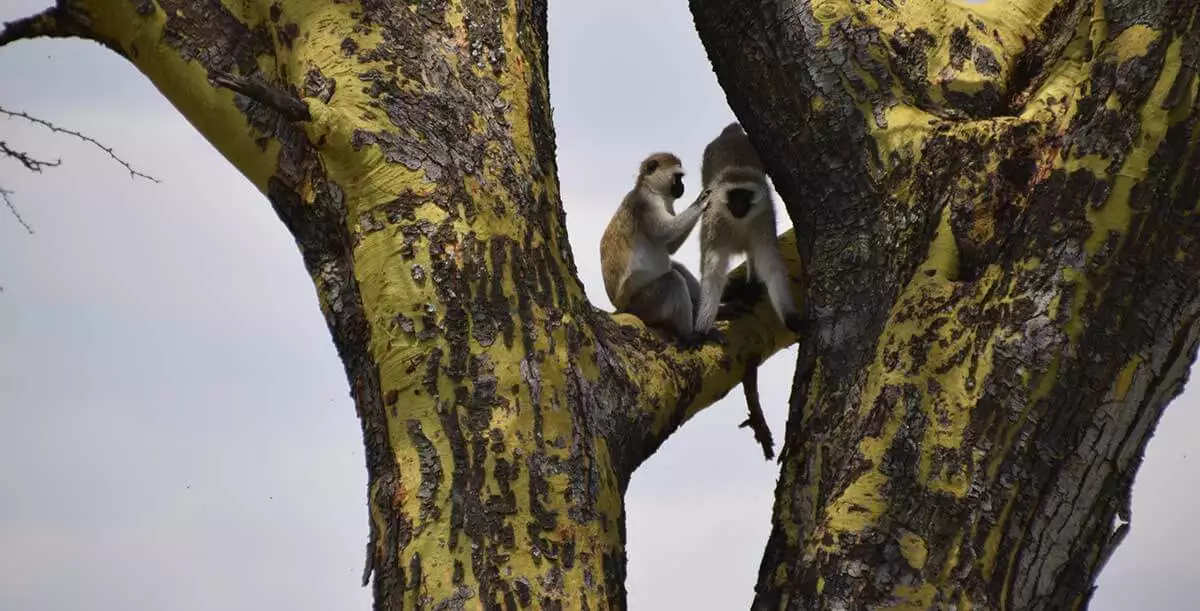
[642,159,659,175]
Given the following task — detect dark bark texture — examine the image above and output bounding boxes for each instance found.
[0,1,808,608]
[693,0,1200,608]
[7,0,1199,609]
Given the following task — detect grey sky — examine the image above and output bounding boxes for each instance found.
[0,1,1195,609]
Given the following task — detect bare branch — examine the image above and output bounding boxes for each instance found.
[0,141,60,172]
[209,70,312,122]
[0,187,34,234]
[1,5,123,54]
[0,106,158,183]
[737,352,775,460]
[0,7,62,47]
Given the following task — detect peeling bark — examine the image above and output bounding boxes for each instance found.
[692,0,1200,608]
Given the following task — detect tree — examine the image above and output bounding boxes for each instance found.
[2,0,1196,609]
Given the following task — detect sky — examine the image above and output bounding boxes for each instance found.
[0,1,1197,609]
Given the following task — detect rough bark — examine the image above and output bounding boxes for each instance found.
[691,0,1200,608]
[1,1,805,608]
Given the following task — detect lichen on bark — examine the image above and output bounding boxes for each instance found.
[8,0,1198,608]
[1,0,805,608]
[692,0,1200,608]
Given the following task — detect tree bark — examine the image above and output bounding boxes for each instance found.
[8,0,1200,609]
[1,1,805,608]
[691,0,1200,608]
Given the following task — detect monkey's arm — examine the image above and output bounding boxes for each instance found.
[652,189,710,252]
[665,190,711,253]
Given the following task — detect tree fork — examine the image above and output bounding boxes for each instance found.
[693,0,1200,608]
[1,0,807,608]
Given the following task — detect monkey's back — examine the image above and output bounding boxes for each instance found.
[600,203,635,309]
[701,122,765,188]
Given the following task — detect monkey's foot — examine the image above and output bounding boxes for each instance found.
[678,328,727,350]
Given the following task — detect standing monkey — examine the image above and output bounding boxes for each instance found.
[694,122,804,336]
[695,122,807,460]
[600,152,710,342]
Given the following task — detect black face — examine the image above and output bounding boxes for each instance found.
[726,187,755,218]
[670,174,685,198]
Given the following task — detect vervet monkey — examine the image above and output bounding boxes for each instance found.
[600,152,711,341]
[694,122,804,337]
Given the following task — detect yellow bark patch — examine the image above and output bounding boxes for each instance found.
[898,531,928,570]
[84,0,281,190]
[1114,356,1142,400]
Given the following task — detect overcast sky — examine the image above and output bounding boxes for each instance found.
[0,1,1196,609]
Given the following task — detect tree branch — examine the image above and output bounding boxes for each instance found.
[737,352,774,460]
[209,71,311,122]
[0,7,62,47]
[0,106,158,182]
[601,230,805,467]
[0,187,34,234]
[0,4,110,49]
[0,141,61,172]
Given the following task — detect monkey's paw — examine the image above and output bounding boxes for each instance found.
[678,328,727,350]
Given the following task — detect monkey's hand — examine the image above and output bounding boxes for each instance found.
[677,328,727,350]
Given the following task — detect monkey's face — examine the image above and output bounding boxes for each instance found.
[669,172,685,199]
[639,155,686,203]
[649,165,685,203]
[724,187,757,218]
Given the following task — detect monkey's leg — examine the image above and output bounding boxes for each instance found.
[671,260,702,314]
[694,249,732,333]
[748,238,805,335]
[626,272,693,337]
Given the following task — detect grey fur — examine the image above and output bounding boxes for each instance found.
[601,154,711,339]
[694,122,801,334]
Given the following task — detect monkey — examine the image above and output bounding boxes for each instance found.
[600,152,712,343]
[693,122,809,460]
[693,122,805,338]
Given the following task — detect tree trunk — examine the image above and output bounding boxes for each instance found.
[691,0,1200,608]
[0,1,804,608]
[7,0,1200,609]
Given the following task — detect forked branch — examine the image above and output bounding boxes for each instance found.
[0,106,158,182]
[738,352,775,460]
[0,141,60,173]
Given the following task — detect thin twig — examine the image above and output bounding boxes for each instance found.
[209,70,311,122]
[738,352,775,460]
[0,187,35,234]
[0,141,60,172]
[0,105,159,183]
